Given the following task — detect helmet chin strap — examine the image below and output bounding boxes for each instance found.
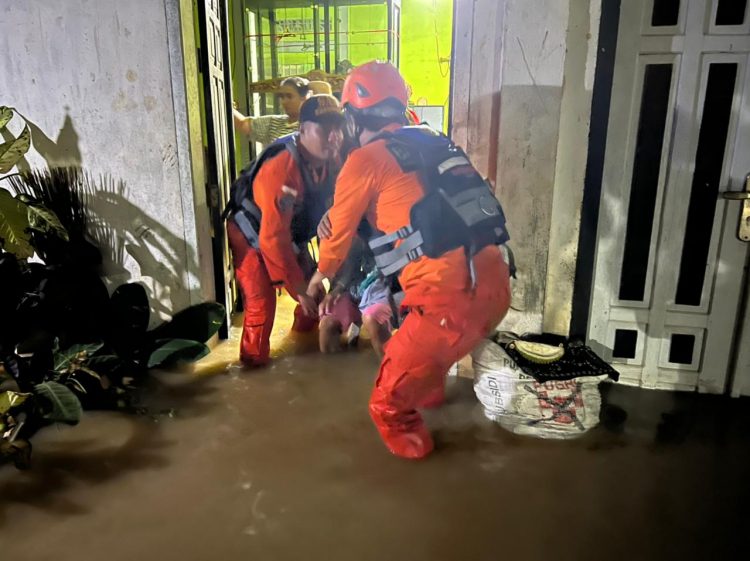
[344,104,410,148]
[344,109,363,148]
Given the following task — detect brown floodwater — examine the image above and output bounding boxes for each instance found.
[1,295,749,561]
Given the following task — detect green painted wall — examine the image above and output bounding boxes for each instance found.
[267,5,389,72]
[270,7,317,73]
[400,0,453,130]
[344,4,388,65]
[339,0,454,130]
[232,0,454,130]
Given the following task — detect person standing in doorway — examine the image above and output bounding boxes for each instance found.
[233,77,311,147]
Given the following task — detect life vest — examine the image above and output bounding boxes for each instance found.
[368,125,510,285]
[223,134,335,250]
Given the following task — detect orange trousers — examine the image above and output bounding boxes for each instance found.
[369,253,511,459]
[227,221,316,366]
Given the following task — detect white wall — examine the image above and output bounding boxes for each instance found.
[495,0,570,334]
[452,0,601,335]
[543,0,601,335]
[0,0,214,321]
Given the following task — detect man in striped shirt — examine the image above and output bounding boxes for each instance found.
[233,77,310,147]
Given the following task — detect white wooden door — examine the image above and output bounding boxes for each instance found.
[589,0,750,393]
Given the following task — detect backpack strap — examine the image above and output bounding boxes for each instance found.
[222,136,295,220]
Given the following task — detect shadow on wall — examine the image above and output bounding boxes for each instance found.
[3,112,199,321]
[1,108,83,171]
[26,110,83,169]
[84,178,200,320]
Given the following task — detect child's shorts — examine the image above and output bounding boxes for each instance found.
[358,278,393,327]
[321,294,361,332]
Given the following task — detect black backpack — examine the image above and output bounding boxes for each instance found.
[222,134,312,248]
[368,126,510,284]
[222,135,295,221]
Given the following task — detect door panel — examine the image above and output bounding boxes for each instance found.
[589,0,750,392]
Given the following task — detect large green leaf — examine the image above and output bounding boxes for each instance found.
[0,391,30,415]
[0,106,13,130]
[25,201,69,241]
[147,339,210,368]
[0,124,31,173]
[110,283,150,337]
[86,354,123,370]
[53,342,104,371]
[0,189,33,258]
[150,302,226,343]
[34,381,82,424]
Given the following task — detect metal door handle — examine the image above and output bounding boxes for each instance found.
[721,191,750,200]
[722,174,750,242]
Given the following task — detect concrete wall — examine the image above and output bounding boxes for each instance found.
[451,0,504,182]
[452,0,601,335]
[542,0,601,335]
[495,0,570,334]
[0,0,214,322]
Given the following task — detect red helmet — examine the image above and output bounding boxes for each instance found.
[341,60,408,118]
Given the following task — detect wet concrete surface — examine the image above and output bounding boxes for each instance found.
[2,300,749,560]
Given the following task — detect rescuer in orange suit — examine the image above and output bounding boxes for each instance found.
[226,95,345,367]
[306,62,511,459]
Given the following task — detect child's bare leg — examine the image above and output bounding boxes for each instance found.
[363,314,391,358]
[319,316,344,353]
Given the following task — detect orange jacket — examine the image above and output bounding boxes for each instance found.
[253,150,327,299]
[318,126,502,307]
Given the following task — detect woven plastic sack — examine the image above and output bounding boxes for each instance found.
[472,339,607,439]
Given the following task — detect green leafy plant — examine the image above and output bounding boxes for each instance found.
[0,106,31,174]
[0,188,33,257]
[1,153,226,470]
[0,106,34,257]
[34,381,82,424]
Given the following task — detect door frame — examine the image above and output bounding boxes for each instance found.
[196,0,237,338]
[387,0,402,67]
[570,0,622,340]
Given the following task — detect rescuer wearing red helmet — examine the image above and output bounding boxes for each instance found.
[306,61,511,459]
